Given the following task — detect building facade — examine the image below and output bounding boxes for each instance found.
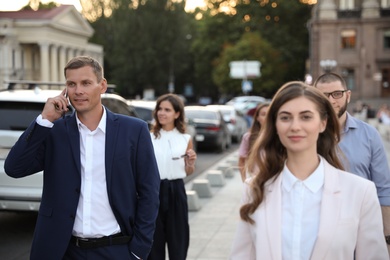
[309,0,390,103]
[0,5,103,88]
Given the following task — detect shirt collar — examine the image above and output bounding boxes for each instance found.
[282,156,324,193]
[76,106,106,133]
[344,112,358,132]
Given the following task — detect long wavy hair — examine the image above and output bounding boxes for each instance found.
[240,81,344,224]
[248,102,270,154]
[152,94,186,138]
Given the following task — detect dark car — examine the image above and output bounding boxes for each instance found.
[184,106,231,153]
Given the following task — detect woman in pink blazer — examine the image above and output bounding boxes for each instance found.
[230,81,388,260]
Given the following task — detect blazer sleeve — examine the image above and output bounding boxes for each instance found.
[130,122,160,259]
[230,181,256,260]
[355,180,388,259]
[4,120,49,178]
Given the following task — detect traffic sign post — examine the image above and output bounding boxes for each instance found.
[229,60,261,94]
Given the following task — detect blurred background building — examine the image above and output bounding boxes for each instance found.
[309,0,390,104]
[0,5,103,88]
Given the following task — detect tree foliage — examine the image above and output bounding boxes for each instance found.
[212,32,286,97]
[192,0,312,99]
[89,0,195,98]
[29,0,313,101]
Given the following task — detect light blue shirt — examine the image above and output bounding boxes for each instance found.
[339,112,390,206]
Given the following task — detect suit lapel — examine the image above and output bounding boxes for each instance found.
[265,175,283,259]
[67,114,81,174]
[104,110,119,191]
[310,161,342,259]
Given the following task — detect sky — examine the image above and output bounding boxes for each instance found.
[0,0,206,12]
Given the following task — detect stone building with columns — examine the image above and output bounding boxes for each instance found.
[309,0,390,103]
[0,5,103,89]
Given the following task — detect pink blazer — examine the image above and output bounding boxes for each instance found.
[230,159,388,260]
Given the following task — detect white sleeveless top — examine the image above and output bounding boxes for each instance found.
[151,128,190,180]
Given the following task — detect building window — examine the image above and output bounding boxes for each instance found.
[384,30,390,49]
[340,0,355,10]
[341,29,356,49]
[342,69,355,89]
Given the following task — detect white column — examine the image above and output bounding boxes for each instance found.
[362,0,380,18]
[59,46,67,81]
[50,44,59,82]
[39,42,50,82]
[319,0,337,20]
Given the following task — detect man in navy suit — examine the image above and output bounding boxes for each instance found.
[4,56,160,260]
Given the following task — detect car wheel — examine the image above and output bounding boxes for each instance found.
[226,134,232,149]
[217,139,226,153]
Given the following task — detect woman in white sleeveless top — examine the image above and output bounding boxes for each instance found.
[148,94,197,260]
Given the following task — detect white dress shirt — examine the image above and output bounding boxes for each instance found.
[72,108,120,238]
[151,128,190,180]
[281,157,324,260]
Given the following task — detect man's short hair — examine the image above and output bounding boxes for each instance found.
[64,56,104,82]
[313,72,347,90]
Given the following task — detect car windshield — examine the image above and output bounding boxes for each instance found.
[133,107,153,122]
[186,110,218,120]
[0,101,44,131]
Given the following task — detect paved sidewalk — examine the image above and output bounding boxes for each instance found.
[186,150,242,260]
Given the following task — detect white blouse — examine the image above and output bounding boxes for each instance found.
[281,157,324,260]
[151,128,190,180]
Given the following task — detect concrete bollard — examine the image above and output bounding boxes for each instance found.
[224,167,235,178]
[217,163,237,178]
[206,170,226,187]
[216,163,230,172]
[186,190,201,211]
[225,157,238,167]
[192,179,213,198]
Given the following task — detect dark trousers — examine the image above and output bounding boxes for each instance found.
[148,179,189,260]
[63,242,133,259]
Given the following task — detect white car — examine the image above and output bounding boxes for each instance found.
[207,104,248,143]
[127,100,157,129]
[225,95,266,114]
[0,83,139,212]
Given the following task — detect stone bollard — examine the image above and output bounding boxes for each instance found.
[192,179,213,198]
[186,190,201,211]
[206,170,226,187]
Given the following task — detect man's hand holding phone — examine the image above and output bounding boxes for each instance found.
[41,88,69,122]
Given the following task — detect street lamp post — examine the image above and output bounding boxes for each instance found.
[320,59,337,73]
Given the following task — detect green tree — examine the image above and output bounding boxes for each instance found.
[22,0,58,10]
[192,0,312,99]
[213,32,286,97]
[89,0,195,98]
[191,10,242,100]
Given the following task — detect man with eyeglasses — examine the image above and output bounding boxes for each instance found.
[314,72,390,254]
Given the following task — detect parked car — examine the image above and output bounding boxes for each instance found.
[207,104,248,143]
[225,95,266,114]
[0,85,141,212]
[184,106,231,153]
[127,100,157,130]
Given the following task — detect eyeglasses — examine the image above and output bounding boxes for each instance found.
[322,90,348,99]
[168,140,188,160]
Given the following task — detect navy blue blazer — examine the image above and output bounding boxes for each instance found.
[4,108,160,260]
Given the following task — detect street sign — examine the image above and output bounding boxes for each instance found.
[242,80,253,93]
[229,60,261,79]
